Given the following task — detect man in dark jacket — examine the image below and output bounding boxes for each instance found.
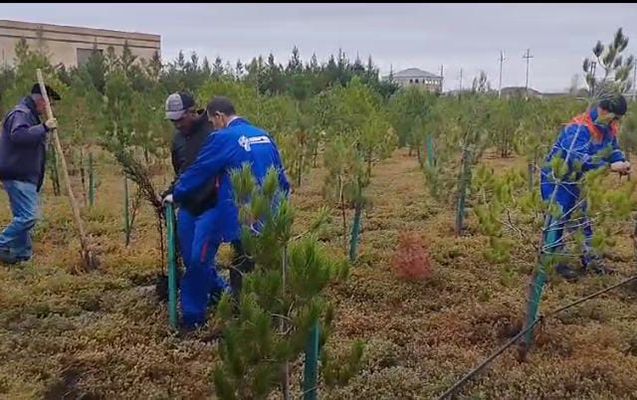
[161,92,228,329]
[0,84,60,264]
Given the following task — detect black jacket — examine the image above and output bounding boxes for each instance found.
[166,110,219,216]
[0,96,49,191]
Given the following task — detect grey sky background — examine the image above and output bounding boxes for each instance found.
[4,3,637,93]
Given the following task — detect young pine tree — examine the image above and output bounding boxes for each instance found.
[212,165,359,399]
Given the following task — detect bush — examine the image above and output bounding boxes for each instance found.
[390,232,433,282]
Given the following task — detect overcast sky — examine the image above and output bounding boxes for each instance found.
[4,3,637,92]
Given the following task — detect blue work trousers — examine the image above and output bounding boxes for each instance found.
[177,207,228,328]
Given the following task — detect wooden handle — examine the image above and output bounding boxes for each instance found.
[36,69,92,260]
[36,70,55,122]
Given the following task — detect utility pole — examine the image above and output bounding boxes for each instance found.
[459,68,463,92]
[523,48,534,100]
[498,50,505,99]
[591,61,597,97]
[632,62,637,102]
[440,64,444,93]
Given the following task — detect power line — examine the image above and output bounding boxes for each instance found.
[633,62,637,101]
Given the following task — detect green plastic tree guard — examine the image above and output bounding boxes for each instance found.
[349,203,363,262]
[88,152,95,208]
[426,134,436,167]
[124,177,131,246]
[303,321,320,400]
[455,149,470,235]
[522,218,556,352]
[165,202,178,329]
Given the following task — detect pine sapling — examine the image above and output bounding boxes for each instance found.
[212,165,354,400]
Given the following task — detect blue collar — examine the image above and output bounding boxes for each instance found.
[228,117,248,128]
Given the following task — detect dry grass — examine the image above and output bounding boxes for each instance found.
[1,148,637,399]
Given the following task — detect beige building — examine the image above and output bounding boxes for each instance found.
[383,68,443,93]
[0,19,161,68]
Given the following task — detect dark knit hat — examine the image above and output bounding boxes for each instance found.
[31,83,61,100]
[599,94,628,116]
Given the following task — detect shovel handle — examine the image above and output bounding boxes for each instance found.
[36,69,93,268]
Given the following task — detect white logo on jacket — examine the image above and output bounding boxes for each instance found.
[238,135,272,152]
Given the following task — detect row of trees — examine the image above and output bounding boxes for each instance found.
[0,38,402,399]
[3,26,637,395]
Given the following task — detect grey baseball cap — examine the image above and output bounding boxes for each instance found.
[165,92,196,120]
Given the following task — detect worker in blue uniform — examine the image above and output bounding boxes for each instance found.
[161,92,228,330]
[168,96,290,327]
[540,94,630,281]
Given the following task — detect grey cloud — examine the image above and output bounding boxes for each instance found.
[3,3,637,92]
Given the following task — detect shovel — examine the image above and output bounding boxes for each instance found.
[37,69,99,271]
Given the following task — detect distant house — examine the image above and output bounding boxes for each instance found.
[383,68,443,93]
[443,88,475,97]
[501,87,591,99]
[541,89,589,99]
[500,86,543,99]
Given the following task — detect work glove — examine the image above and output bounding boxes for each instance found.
[610,161,631,175]
[162,194,174,205]
[44,118,58,131]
